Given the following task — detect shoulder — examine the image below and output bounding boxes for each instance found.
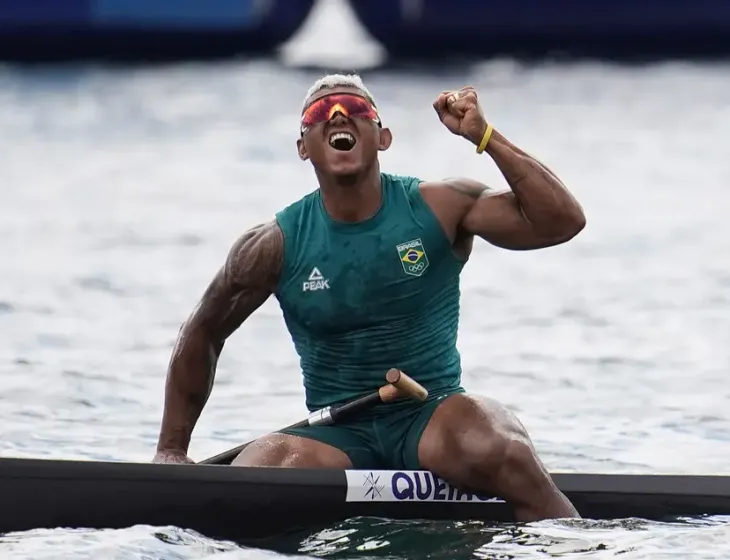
[416,177,492,215]
[379,172,421,193]
[276,189,319,219]
[419,177,492,201]
[225,220,283,288]
[414,178,495,243]
[380,172,428,209]
[274,190,320,241]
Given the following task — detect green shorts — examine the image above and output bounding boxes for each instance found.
[279,386,465,469]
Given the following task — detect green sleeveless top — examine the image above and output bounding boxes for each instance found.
[274,173,465,411]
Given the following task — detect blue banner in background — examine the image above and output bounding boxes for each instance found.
[350,0,730,32]
[90,0,258,29]
[0,0,89,25]
[2,0,730,61]
[349,0,730,58]
[0,0,316,61]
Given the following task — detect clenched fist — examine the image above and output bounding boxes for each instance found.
[433,86,489,147]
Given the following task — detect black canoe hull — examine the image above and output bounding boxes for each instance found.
[1,458,728,541]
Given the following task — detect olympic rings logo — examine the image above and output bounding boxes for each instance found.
[408,262,425,273]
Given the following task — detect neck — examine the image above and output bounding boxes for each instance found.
[317,164,382,223]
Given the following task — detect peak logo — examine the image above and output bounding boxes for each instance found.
[302,267,330,292]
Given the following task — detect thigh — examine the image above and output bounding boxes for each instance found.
[417,393,579,520]
[232,432,353,468]
[417,393,535,483]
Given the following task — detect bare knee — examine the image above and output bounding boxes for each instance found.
[463,434,577,520]
[429,412,550,500]
[420,394,534,483]
[496,437,548,486]
[232,433,293,467]
[455,433,525,484]
[419,392,578,519]
[231,433,352,469]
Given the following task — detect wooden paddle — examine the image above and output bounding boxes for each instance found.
[199,368,428,465]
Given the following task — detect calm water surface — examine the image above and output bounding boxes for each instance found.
[0,57,729,558]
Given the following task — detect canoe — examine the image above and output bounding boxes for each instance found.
[1,457,728,542]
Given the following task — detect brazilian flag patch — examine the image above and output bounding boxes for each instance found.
[396,238,430,277]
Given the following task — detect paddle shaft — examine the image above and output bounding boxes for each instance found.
[199,369,427,466]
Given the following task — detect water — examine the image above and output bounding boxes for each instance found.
[1,49,729,560]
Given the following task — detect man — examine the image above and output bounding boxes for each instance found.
[153,73,586,521]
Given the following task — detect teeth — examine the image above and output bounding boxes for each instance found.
[329,132,355,146]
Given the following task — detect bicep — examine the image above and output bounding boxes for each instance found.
[424,178,566,251]
[185,221,283,342]
[461,190,549,250]
[425,178,543,250]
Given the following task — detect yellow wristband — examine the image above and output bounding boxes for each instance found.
[476,123,494,154]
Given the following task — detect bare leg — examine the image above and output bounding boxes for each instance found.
[232,433,353,469]
[418,393,579,521]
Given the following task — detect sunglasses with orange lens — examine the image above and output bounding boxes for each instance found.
[301,93,381,134]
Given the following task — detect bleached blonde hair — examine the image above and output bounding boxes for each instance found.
[302,73,377,111]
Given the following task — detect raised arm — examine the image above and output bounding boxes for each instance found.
[424,86,586,251]
[153,220,283,463]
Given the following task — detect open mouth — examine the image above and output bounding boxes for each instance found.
[329,132,356,151]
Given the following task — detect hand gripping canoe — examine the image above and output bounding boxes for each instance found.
[199,368,428,466]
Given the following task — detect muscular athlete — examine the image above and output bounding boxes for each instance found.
[153,74,586,521]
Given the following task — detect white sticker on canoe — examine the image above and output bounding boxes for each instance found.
[345,470,505,503]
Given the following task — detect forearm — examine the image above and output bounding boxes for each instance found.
[153,222,281,457]
[157,325,219,453]
[484,129,585,233]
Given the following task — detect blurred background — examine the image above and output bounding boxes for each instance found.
[0,0,729,558]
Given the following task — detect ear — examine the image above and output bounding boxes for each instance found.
[296,137,309,161]
[378,127,393,151]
